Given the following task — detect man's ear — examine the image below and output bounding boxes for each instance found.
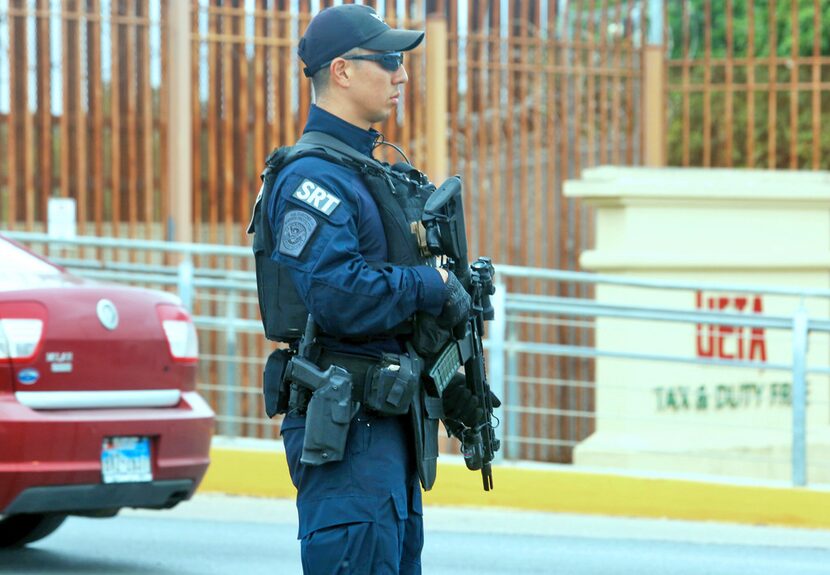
[330,59,351,87]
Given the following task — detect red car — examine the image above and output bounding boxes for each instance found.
[0,234,214,547]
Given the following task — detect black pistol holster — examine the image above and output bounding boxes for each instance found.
[284,354,358,465]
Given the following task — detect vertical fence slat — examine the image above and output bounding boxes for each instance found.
[508,1,527,270]
[206,1,218,242]
[35,0,50,229]
[191,0,201,241]
[22,4,34,231]
[159,0,169,237]
[746,0,755,167]
[447,0,458,178]
[788,0,798,169]
[473,2,485,261]
[544,0,559,458]
[284,5,298,144]
[623,1,635,165]
[253,1,265,193]
[237,5,249,245]
[126,0,138,238]
[275,2,287,145]
[90,0,103,237]
[60,3,70,201]
[599,0,609,165]
[521,0,537,460]
[140,1,153,235]
[221,6,233,244]
[585,0,596,168]
[464,0,481,253]
[572,0,583,178]
[7,0,19,229]
[408,4,422,165]
[76,2,88,228]
[767,0,777,169]
[566,0,585,462]
[110,0,121,234]
[811,0,821,169]
[557,1,573,463]
[724,0,734,167]
[485,0,495,261]
[531,0,545,460]
[610,1,622,165]
[702,0,711,167]
[681,0,689,166]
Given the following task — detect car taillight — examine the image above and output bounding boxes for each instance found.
[156,304,198,363]
[0,302,47,363]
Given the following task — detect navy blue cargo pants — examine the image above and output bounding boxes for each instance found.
[281,408,423,574]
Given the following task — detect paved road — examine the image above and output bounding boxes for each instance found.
[2,493,830,574]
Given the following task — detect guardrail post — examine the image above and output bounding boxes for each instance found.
[506,309,519,460]
[791,304,809,487]
[177,257,194,313]
[224,291,239,438]
[489,281,507,462]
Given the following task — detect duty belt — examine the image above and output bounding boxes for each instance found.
[315,349,380,405]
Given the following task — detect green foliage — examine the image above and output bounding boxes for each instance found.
[666,0,830,169]
[668,0,830,59]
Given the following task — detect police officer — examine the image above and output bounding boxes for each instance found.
[262,4,479,574]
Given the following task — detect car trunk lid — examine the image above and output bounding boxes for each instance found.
[2,285,196,394]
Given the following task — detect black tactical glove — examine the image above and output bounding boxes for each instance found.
[436,272,472,330]
[442,373,482,428]
[412,312,452,357]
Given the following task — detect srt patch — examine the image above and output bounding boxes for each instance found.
[291,179,342,216]
[279,210,317,257]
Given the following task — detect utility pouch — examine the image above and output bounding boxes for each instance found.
[263,348,292,418]
[365,353,421,416]
[298,363,358,465]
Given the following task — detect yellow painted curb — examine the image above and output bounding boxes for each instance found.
[201,446,830,529]
[200,447,296,500]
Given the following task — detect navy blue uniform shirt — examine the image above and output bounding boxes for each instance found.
[268,104,446,356]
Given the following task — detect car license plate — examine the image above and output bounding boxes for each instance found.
[101,436,152,483]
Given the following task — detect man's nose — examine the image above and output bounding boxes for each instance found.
[393,64,408,84]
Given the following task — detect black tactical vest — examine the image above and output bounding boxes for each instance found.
[248,131,434,343]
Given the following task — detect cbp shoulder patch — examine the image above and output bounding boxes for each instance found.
[279,210,318,257]
[291,179,342,216]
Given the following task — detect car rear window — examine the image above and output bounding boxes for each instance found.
[0,238,61,286]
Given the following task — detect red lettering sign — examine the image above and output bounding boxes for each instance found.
[695,291,767,362]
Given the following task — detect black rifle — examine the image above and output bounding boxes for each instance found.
[420,176,501,491]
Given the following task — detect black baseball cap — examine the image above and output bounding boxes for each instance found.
[298,4,424,78]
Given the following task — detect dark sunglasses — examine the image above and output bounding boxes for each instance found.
[341,52,404,72]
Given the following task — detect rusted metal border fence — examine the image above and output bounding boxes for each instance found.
[664,0,830,170]
[0,0,645,463]
[183,0,646,462]
[0,0,168,238]
[188,0,432,248]
[436,0,645,461]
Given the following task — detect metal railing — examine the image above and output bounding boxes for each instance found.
[5,231,830,487]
